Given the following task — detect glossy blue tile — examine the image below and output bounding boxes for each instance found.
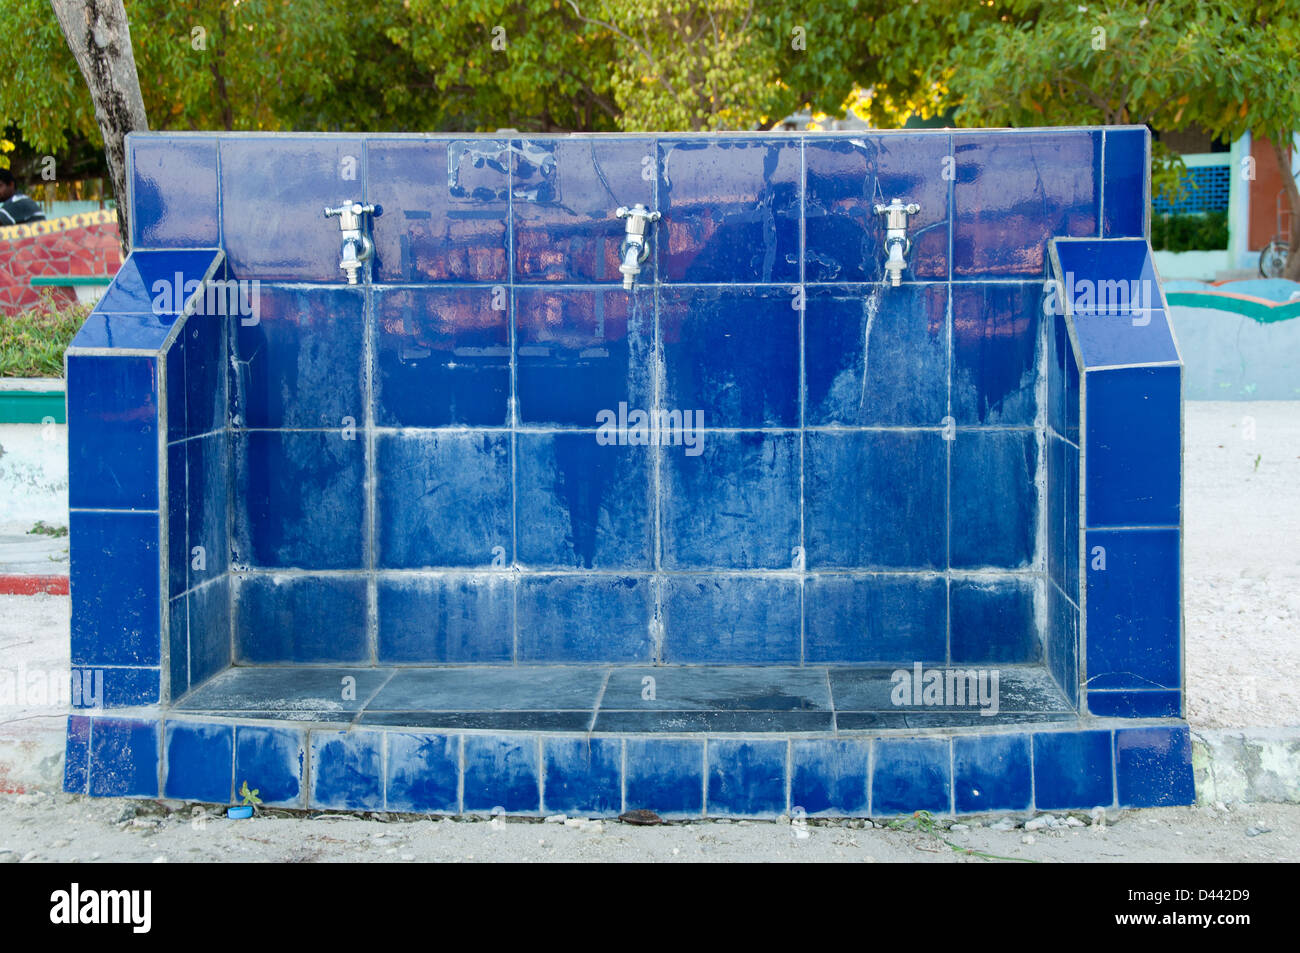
[1089,690,1181,719]
[85,248,223,316]
[463,734,540,813]
[168,597,188,700]
[1047,434,1082,596]
[543,737,622,816]
[66,355,158,509]
[1085,529,1180,689]
[376,432,511,569]
[367,137,509,282]
[1046,582,1080,709]
[516,287,653,426]
[662,431,799,570]
[234,573,367,663]
[1103,128,1147,238]
[70,312,181,350]
[804,574,946,664]
[377,575,514,663]
[1047,310,1081,442]
[707,739,787,817]
[804,135,950,282]
[188,574,231,685]
[516,575,652,662]
[1115,726,1194,807]
[804,283,947,426]
[790,739,870,816]
[167,441,186,599]
[951,577,1040,664]
[625,738,704,817]
[953,734,1032,813]
[1032,730,1113,810]
[386,732,460,813]
[952,282,1041,425]
[311,729,384,811]
[660,286,797,428]
[233,430,365,569]
[1085,366,1180,527]
[83,666,160,708]
[131,136,219,248]
[659,138,800,284]
[872,738,951,815]
[951,430,1037,570]
[164,721,234,803]
[661,575,800,664]
[186,432,228,588]
[183,310,227,438]
[165,334,186,442]
[374,286,509,427]
[89,717,159,798]
[65,716,91,794]
[235,725,306,807]
[70,510,160,667]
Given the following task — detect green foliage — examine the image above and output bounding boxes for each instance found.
[28,521,69,538]
[1151,210,1229,252]
[0,293,90,378]
[239,780,262,808]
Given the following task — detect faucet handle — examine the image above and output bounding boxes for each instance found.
[616,204,660,222]
[324,201,375,217]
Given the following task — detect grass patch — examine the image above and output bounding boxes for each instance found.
[28,520,68,538]
[0,292,91,378]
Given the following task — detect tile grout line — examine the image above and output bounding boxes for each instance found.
[798,136,807,667]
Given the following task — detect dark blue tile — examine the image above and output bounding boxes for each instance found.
[543,737,622,816]
[64,716,91,794]
[790,739,870,816]
[310,729,384,810]
[953,734,1032,813]
[85,248,224,316]
[1085,366,1181,527]
[188,574,231,684]
[804,574,946,663]
[707,739,787,817]
[186,432,228,588]
[1089,690,1181,719]
[374,286,509,427]
[1085,529,1180,689]
[659,138,800,284]
[516,287,653,426]
[951,430,1037,570]
[1032,730,1113,810]
[516,575,652,662]
[1115,726,1194,807]
[70,510,160,667]
[236,724,306,807]
[661,575,800,664]
[164,721,234,803]
[131,136,220,248]
[1103,128,1147,238]
[872,738,951,815]
[516,433,651,570]
[70,312,181,350]
[167,441,186,599]
[66,355,158,509]
[1046,582,1080,709]
[81,666,160,708]
[806,431,946,570]
[952,282,1042,426]
[165,334,186,442]
[386,731,460,813]
[235,573,367,663]
[183,310,226,438]
[233,431,365,569]
[950,577,1040,664]
[89,717,159,798]
[377,575,514,663]
[168,597,188,700]
[1047,310,1082,442]
[625,738,704,817]
[1063,439,1080,597]
[376,432,510,569]
[463,734,540,813]
[804,283,947,426]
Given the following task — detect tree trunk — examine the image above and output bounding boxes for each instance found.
[1271,138,1300,281]
[49,0,149,258]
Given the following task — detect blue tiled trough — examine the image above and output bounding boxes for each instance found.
[63,127,1193,816]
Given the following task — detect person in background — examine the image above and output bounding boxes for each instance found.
[0,168,46,225]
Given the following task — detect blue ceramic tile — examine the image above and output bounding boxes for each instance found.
[954,131,1099,278]
[64,716,91,794]
[516,575,652,662]
[1103,128,1147,239]
[1047,310,1081,441]
[806,431,946,570]
[86,248,223,316]
[70,312,181,350]
[662,431,799,570]
[463,734,540,813]
[374,286,509,427]
[235,573,367,663]
[1046,583,1080,709]
[625,738,704,817]
[377,575,514,663]
[872,738,952,815]
[167,441,186,599]
[1063,440,1080,597]
[187,432,229,588]
[188,574,231,685]
[1085,529,1180,689]
[790,739,870,816]
[951,430,1037,570]
[1085,366,1180,527]
[953,734,1032,813]
[367,137,508,282]
[952,282,1042,426]
[1089,690,1181,719]
[1047,434,1082,595]
[233,431,365,570]
[516,287,654,426]
[83,666,160,708]
[164,721,234,803]
[950,577,1040,664]
[516,433,651,570]
[386,732,460,813]
[235,725,306,807]
[183,310,227,438]
[131,136,220,248]
[376,432,511,569]
[221,136,365,280]
[66,355,158,509]
[707,739,787,817]
[311,730,384,810]
[661,286,798,429]
[543,737,623,816]
[167,597,188,700]
[659,138,800,283]
[165,335,186,442]
[661,575,800,664]
[804,574,946,663]
[514,137,655,283]
[89,717,159,798]
[1032,730,1113,810]
[233,285,364,429]
[70,510,160,667]
[804,135,951,282]
[1115,726,1194,807]
[804,283,947,426]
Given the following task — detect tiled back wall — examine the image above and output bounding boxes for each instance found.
[130,127,1146,670]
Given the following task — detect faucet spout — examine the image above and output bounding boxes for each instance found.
[874,198,920,289]
[615,203,661,291]
[325,201,376,285]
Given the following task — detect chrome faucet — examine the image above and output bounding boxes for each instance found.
[874,198,920,287]
[324,200,376,284]
[615,204,661,290]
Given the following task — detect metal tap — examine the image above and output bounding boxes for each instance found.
[615,204,661,291]
[324,201,376,285]
[874,198,920,287]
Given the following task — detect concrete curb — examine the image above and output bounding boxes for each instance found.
[0,575,68,596]
[1192,728,1300,806]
